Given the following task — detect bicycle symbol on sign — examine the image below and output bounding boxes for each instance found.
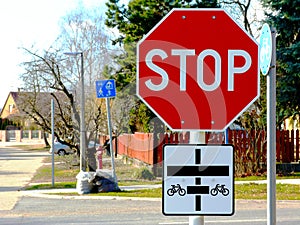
[210,184,229,196]
[260,37,271,63]
[167,184,186,196]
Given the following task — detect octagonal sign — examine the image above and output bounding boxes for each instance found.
[137,8,259,131]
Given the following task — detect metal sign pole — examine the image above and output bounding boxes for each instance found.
[106,98,118,184]
[51,99,55,187]
[95,79,117,183]
[189,131,205,225]
[267,27,277,225]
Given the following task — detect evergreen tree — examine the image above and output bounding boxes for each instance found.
[261,0,300,126]
[105,0,219,132]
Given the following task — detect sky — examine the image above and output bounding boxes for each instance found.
[0,0,263,109]
[0,0,105,107]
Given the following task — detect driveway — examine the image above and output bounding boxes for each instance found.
[0,145,48,210]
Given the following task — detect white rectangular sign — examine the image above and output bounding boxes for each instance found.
[163,144,234,216]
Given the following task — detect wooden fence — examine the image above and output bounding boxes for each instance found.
[117,132,154,165]
[208,129,300,163]
[116,130,300,165]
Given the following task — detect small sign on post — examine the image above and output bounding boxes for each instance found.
[163,144,234,216]
[96,79,116,98]
[95,79,118,184]
[259,23,272,75]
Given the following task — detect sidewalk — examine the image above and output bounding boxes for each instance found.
[0,145,48,210]
[0,141,45,147]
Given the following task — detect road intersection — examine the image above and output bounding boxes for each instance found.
[0,144,300,224]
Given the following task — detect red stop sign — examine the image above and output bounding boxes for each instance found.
[137,9,259,131]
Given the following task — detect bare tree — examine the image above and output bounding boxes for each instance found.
[56,7,119,141]
[19,6,115,152]
[218,0,267,131]
[20,49,82,150]
[220,0,263,38]
[111,83,136,135]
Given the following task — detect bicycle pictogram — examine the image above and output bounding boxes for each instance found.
[167,184,186,196]
[210,184,229,196]
[260,38,271,61]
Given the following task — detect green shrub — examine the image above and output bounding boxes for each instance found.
[132,167,155,180]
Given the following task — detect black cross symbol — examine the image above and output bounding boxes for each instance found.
[167,148,230,212]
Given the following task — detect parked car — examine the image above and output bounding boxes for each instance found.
[49,141,100,156]
[88,141,100,149]
[49,142,74,156]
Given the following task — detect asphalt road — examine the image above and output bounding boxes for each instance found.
[1,197,300,225]
[0,145,300,224]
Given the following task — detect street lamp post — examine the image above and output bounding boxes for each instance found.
[64,51,86,171]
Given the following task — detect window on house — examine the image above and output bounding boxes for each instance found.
[9,104,14,113]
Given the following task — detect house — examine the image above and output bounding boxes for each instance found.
[0,91,66,142]
[0,92,40,141]
[0,91,64,126]
[0,92,20,120]
[0,91,49,128]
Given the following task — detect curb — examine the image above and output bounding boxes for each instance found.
[21,188,161,201]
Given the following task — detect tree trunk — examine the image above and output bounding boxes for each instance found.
[43,131,50,147]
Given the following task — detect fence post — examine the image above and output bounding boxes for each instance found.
[257,130,262,167]
[153,133,159,175]
[242,130,247,157]
[296,130,299,162]
[179,133,184,143]
[251,130,256,164]
[228,129,232,144]
[285,130,290,163]
[290,130,294,162]
[169,133,173,143]
[279,130,284,162]
[174,133,179,143]
[276,130,280,162]
[185,132,190,143]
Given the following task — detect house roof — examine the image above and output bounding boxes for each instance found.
[1,91,66,119]
[0,92,20,118]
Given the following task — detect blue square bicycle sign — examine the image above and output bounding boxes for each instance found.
[95,79,116,98]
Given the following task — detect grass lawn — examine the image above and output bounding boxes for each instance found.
[235,183,300,200]
[81,183,300,200]
[24,147,300,200]
[30,183,300,200]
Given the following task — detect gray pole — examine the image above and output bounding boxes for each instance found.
[189,131,205,225]
[51,99,55,187]
[64,51,87,172]
[80,52,87,171]
[267,27,276,225]
[106,98,118,184]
